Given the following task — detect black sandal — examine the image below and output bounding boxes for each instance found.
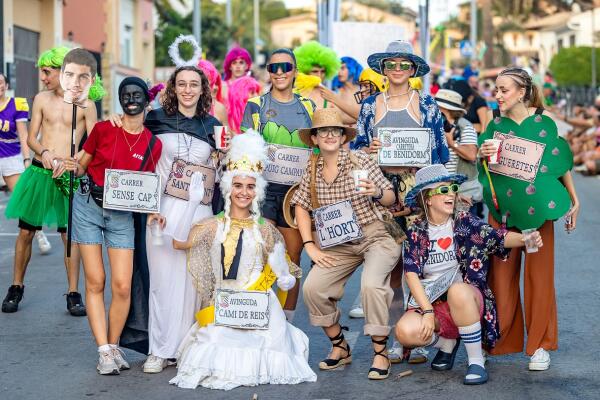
[319,326,352,370]
[368,336,391,380]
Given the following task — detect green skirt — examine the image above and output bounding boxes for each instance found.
[5,164,78,228]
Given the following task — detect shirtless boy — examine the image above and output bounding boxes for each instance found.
[2,47,98,315]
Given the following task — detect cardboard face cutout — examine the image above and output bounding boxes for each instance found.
[478,113,573,230]
[60,61,93,108]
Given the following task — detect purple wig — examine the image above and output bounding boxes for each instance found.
[223,47,253,81]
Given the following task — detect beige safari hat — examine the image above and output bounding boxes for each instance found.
[298,108,356,148]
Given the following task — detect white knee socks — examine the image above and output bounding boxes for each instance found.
[459,321,484,367]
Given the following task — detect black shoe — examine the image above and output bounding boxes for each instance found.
[318,326,352,370]
[2,285,24,313]
[66,292,87,317]
[431,338,461,371]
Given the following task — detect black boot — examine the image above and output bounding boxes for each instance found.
[2,285,24,313]
[66,292,87,317]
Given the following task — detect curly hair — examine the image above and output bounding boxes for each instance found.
[294,40,340,80]
[162,66,212,118]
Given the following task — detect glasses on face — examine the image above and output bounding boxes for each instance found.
[383,60,413,71]
[427,184,460,197]
[266,62,294,74]
[315,127,343,138]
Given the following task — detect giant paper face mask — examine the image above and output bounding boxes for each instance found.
[60,62,93,108]
[478,113,573,230]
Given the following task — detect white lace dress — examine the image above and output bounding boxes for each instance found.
[169,218,316,390]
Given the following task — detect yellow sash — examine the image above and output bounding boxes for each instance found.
[195,263,289,328]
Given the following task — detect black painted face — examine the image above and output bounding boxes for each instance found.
[119,84,147,116]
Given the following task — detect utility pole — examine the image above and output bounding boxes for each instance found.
[254,0,259,63]
[419,0,430,95]
[193,0,201,47]
[470,0,477,60]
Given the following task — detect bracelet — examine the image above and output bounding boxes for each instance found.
[302,240,315,247]
[23,157,31,163]
[421,309,434,315]
[372,188,384,201]
[40,149,49,157]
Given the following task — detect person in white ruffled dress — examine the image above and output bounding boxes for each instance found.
[169,131,317,390]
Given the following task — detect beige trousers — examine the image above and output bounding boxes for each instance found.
[302,220,401,336]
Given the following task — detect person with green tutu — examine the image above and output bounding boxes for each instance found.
[2,47,101,316]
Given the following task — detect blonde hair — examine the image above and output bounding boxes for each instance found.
[498,67,544,109]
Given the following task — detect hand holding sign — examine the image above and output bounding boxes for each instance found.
[367,137,382,155]
[188,172,205,204]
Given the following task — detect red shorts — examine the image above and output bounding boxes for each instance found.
[410,284,484,339]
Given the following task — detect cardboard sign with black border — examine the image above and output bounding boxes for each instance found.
[164,158,216,205]
[214,289,270,330]
[314,200,363,249]
[103,169,161,213]
[377,127,432,167]
[264,144,313,185]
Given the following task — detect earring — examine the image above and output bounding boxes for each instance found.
[518,97,523,103]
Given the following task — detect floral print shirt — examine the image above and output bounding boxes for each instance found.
[351,92,450,165]
[403,212,510,348]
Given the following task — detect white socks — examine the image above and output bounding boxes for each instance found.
[459,321,484,367]
[428,333,457,353]
[98,344,111,353]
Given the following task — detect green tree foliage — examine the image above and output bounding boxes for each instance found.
[549,47,600,86]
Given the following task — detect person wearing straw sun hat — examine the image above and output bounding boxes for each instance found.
[291,108,404,381]
[394,164,542,385]
[434,89,481,213]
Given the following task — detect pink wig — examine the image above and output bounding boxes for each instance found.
[223,47,253,81]
[227,76,261,133]
[198,59,223,103]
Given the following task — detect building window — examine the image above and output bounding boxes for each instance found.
[569,34,576,47]
[120,0,135,67]
[121,25,133,66]
[558,38,563,50]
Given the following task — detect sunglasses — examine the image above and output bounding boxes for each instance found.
[427,184,460,197]
[383,60,413,71]
[266,62,294,74]
[314,127,343,138]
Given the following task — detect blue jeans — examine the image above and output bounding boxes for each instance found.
[72,184,135,249]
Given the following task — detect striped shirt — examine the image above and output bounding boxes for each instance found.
[445,117,477,174]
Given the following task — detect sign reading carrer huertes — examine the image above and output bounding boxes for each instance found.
[214,289,270,330]
[164,159,216,205]
[264,144,312,185]
[314,200,363,249]
[103,169,161,213]
[488,132,545,183]
[377,127,432,167]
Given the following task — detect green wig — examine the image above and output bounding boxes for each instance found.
[88,74,106,102]
[37,46,70,69]
[293,41,341,81]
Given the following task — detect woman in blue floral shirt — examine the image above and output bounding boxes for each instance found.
[394,165,542,385]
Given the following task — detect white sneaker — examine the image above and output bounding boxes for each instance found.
[388,340,404,364]
[348,306,364,318]
[529,348,550,371]
[97,351,120,375]
[36,231,52,255]
[111,347,130,371]
[143,355,168,373]
[408,346,429,364]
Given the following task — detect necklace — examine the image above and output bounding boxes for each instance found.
[427,217,451,227]
[121,127,143,152]
[385,89,412,99]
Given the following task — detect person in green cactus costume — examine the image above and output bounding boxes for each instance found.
[478,67,580,371]
[241,48,315,321]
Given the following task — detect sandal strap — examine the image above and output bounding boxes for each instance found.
[371,336,389,359]
[327,326,351,356]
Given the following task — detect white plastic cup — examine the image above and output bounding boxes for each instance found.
[352,169,369,192]
[522,228,539,253]
[485,139,502,164]
[150,221,164,246]
[213,126,227,150]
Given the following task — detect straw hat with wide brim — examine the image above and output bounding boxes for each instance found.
[298,108,356,148]
[434,89,466,113]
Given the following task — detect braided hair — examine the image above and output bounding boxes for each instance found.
[498,67,544,109]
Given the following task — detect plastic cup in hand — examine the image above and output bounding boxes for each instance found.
[150,221,164,246]
[352,169,368,192]
[522,228,539,253]
[485,139,502,165]
[213,126,227,150]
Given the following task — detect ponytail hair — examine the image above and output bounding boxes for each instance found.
[498,67,544,109]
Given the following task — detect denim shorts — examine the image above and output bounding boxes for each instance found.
[72,182,135,249]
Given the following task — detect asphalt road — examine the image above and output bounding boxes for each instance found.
[1,173,599,400]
